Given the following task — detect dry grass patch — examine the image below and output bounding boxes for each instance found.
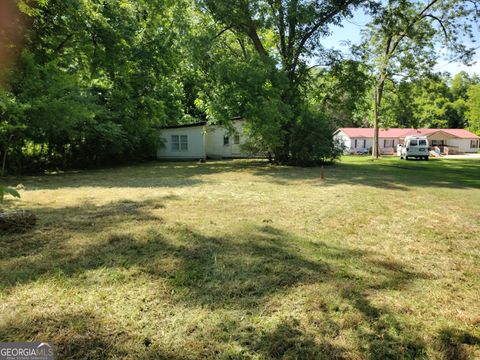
[1,157,479,359]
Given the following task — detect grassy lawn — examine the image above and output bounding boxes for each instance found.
[1,156,479,359]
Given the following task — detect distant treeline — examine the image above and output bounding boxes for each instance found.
[317,69,480,130]
[1,1,479,173]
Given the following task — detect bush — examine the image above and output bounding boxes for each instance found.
[289,110,344,166]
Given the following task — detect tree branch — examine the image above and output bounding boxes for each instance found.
[54,33,73,53]
[212,25,234,41]
[287,0,298,59]
[291,0,357,75]
[246,24,267,56]
[422,14,448,40]
[268,0,287,59]
[388,0,440,56]
[237,36,249,60]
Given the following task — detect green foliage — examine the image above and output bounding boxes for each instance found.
[1,0,478,170]
[374,73,478,130]
[466,84,480,135]
[290,109,344,165]
[312,60,372,127]
[358,0,479,156]
[1,0,189,173]
[0,185,20,203]
[450,72,480,98]
[202,55,292,158]
[195,0,366,164]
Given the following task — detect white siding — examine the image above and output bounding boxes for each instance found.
[448,138,479,153]
[335,133,399,154]
[157,125,206,159]
[205,121,250,158]
[351,138,372,150]
[334,129,479,155]
[349,137,373,153]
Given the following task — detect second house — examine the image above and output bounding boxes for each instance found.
[157,118,250,160]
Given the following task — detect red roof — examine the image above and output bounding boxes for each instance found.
[337,128,479,139]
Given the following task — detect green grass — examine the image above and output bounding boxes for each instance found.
[1,156,479,359]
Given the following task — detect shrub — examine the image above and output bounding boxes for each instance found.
[289,110,344,166]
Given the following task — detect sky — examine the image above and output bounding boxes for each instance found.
[320,9,480,76]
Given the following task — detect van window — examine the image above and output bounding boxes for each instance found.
[410,140,418,146]
[419,140,427,146]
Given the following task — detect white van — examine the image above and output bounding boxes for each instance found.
[399,136,429,160]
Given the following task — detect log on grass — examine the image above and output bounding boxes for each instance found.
[0,210,37,232]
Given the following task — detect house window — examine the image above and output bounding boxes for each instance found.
[224,135,230,146]
[180,135,188,151]
[431,140,445,147]
[171,135,188,151]
[363,139,366,148]
[171,135,179,151]
[234,134,240,144]
[354,139,358,148]
[384,139,394,148]
[471,140,479,148]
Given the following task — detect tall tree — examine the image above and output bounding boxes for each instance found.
[1,0,191,172]
[312,60,372,127]
[196,0,368,163]
[360,0,479,158]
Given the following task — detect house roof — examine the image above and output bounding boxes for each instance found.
[161,121,207,129]
[337,128,480,139]
[160,117,244,130]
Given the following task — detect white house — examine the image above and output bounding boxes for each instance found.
[335,128,480,155]
[157,119,251,160]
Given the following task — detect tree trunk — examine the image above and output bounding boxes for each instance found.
[1,141,9,177]
[373,87,380,159]
[373,74,386,159]
[246,26,267,57]
[63,144,68,169]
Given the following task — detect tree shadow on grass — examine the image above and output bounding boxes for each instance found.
[252,159,480,190]
[249,318,348,359]
[10,160,268,191]
[342,287,427,359]
[0,311,188,360]
[7,158,480,193]
[0,197,171,264]
[0,207,436,358]
[436,327,480,360]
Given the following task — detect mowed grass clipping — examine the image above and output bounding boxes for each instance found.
[1,156,479,359]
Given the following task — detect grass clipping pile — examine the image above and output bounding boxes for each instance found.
[0,209,37,232]
[0,184,36,232]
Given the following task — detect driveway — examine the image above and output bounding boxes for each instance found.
[443,154,480,159]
